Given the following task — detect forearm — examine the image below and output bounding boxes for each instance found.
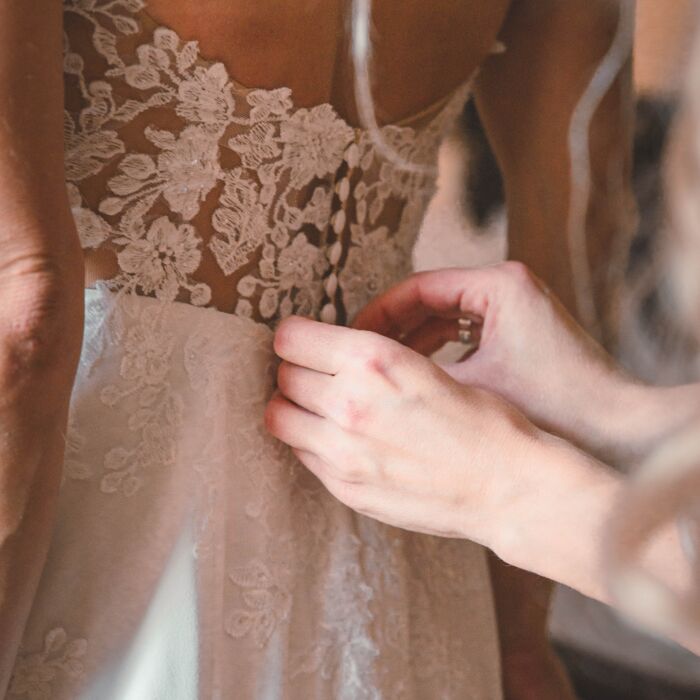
[0,412,68,687]
[0,2,83,689]
[506,195,578,317]
[0,0,80,333]
[0,1,71,228]
[476,0,634,334]
[593,381,700,467]
[489,434,695,649]
[0,317,80,691]
[491,439,624,601]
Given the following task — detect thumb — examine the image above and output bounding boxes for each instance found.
[438,359,476,385]
[437,348,490,388]
[354,266,502,340]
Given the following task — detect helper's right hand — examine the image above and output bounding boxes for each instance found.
[354,261,638,463]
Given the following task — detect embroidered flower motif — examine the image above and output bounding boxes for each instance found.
[211,201,271,276]
[277,234,327,290]
[101,126,223,221]
[246,87,293,121]
[64,110,124,183]
[9,628,87,700]
[339,225,408,319]
[303,186,333,230]
[291,541,378,696]
[119,315,175,387]
[177,63,236,125]
[280,105,354,186]
[229,122,281,169]
[232,233,328,320]
[97,303,183,496]
[124,55,163,90]
[117,217,204,303]
[219,169,259,211]
[155,125,223,219]
[207,170,271,274]
[227,561,293,648]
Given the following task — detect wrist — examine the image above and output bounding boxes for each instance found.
[487,431,622,601]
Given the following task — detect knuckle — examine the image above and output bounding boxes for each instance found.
[334,452,364,483]
[357,334,402,375]
[380,342,404,367]
[500,260,532,283]
[273,316,301,356]
[334,394,370,431]
[498,261,539,296]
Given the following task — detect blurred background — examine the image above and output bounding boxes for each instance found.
[415,1,700,697]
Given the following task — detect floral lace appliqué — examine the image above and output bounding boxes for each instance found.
[97,300,183,496]
[63,0,468,322]
[226,561,293,649]
[9,628,87,700]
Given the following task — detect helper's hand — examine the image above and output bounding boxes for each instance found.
[353,261,646,465]
[266,316,545,546]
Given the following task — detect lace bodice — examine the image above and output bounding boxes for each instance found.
[64,0,471,324]
[6,6,502,698]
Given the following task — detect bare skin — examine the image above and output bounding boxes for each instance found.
[0,2,84,692]
[1,1,632,697]
[141,0,508,123]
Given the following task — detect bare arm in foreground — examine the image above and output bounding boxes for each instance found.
[0,2,84,691]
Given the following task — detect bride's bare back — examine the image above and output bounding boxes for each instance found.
[143,0,510,124]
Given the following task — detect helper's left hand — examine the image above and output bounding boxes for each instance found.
[265,315,544,545]
[352,263,642,466]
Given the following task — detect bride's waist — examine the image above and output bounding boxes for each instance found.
[83,231,407,328]
[84,248,323,322]
[83,282,276,368]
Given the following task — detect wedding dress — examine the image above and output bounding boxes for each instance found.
[7,2,502,698]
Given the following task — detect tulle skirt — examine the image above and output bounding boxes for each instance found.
[8,287,501,700]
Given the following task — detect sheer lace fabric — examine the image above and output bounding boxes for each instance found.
[7,2,502,698]
[10,290,502,699]
[64,0,470,321]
